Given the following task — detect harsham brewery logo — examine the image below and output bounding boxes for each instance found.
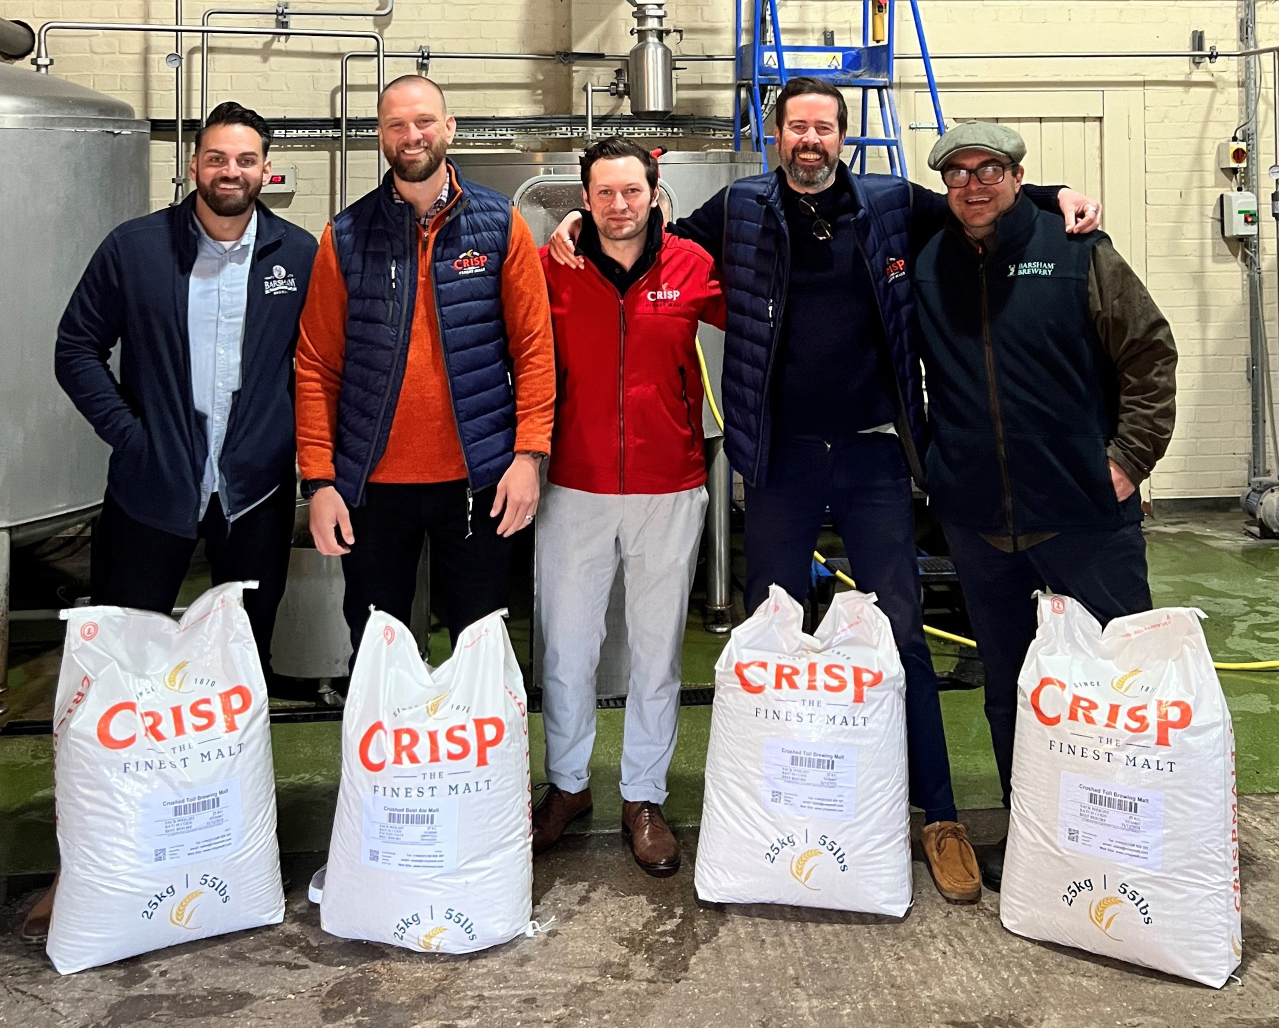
[732,660,884,701]
[165,660,192,694]
[419,925,449,952]
[1088,895,1123,941]
[1030,677,1192,747]
[788,848,822,891]
[168,890,203,930]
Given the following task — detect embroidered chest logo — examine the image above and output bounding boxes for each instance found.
[452,249,489,276]
[1007,260,1056,277]
[645,283,681,308]
[264,264,297,295]
[884,256,906,284]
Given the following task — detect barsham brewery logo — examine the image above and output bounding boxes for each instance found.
[168,889,203,930]
[789,848,822,891]
[419,925,449,952]
[264,264,297,295]
[452,249,489,275]
[165,660,191,694]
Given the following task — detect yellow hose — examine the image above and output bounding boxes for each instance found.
[694,338,1277,671]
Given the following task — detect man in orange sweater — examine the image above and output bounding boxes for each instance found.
[295,76,554,654]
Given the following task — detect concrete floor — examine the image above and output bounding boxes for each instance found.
[1,803,1276,1028]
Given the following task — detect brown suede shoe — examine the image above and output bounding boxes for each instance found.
[922,821,982,904]
[19,876,58,946]
[621,801,680,877]
[531,784,593,855]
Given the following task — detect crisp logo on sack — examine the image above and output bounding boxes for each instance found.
[452,249,489,275]
[789,848,822,890]
[358,716,506,771]
[1051,597,1066,615]
[384,625,396,645]
[1088,895,1123,940]
[733,660,884,701]
[419,925,449,951]
[165,660,191,694]
[885,256,906,284]
[168,889,203,930]
[80,622,98,641]
[1110,669,1145,696]
[425,691,452,719]
[264,265,297,295]
[96,684,253,749]
[1029,677,1192,747]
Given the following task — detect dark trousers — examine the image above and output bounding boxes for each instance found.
[744,434,958,824]
[90,482,295,681]
[942,522,1152,808]
[341,481,514,659]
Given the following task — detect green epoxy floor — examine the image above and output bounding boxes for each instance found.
[3,512,1279,875]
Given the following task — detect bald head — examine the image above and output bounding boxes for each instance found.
[377,75,446,118]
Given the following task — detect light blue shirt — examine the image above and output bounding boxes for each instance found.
[188,210,256,519]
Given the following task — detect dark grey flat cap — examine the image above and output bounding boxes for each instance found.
[927,121,1027,171]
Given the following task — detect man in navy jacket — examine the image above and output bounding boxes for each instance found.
[55,101,317,695]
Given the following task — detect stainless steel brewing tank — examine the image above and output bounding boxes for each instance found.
[0,63,150,531]
[452,150,757,696]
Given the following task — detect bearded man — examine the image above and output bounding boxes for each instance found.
[55,100,317,695]
[294,76,554,658]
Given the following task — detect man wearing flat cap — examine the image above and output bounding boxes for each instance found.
[913,122,1178,892]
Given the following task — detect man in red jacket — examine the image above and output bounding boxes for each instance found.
[535,137,726,875]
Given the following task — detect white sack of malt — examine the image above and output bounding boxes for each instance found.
[47,582,284,975]
[320,609,532,953]
[695,585,911,915]
[1001,594,1242,987]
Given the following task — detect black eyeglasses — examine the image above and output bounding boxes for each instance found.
[797,196,833,242]
[941,162,1013,188]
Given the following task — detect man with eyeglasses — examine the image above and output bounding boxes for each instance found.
[914,122,1177,893]
[549,77,1102,905]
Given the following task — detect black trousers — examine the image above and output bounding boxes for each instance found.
[942,522,1153,808]
[90,482,296,682]
[341,481,514,660]
[743,434,959,824]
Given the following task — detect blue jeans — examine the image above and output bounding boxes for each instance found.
[942,522,1152,808]
[744,434,958,824]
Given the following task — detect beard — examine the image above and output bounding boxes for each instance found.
[197,175,261,217]
[383,134,450,183]
[782,142,838,189]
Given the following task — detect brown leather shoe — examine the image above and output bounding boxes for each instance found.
[19,876,58,945]
[531,784,592,855]
[621,801,680,877]
[922,821,981,904]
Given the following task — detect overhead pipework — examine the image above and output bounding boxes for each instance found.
[628,0,679,117]
[0,17,35,60]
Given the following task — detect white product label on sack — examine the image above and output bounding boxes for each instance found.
[1056,771,1165,870]
[760,738,857,817]
[360,793,460,873]
[139,778,243,868]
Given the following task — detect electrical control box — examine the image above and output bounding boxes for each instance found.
[261,165,295,195]
[1218,140,1248,173]
[1222,190,1259,238]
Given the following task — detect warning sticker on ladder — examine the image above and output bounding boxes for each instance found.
[763,51,842,71]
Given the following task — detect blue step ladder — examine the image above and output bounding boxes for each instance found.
[734,0,946,176]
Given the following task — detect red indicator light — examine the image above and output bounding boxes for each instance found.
[269,174,286,184]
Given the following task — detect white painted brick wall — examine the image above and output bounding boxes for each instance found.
[4,0,1276,497]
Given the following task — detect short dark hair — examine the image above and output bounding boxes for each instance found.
[579,136,659,193]
[774,77,848,141]
[195,101,271,156]
[377,74,447,117]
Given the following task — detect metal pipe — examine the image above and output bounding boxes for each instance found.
[1242,1,1266,477]
[0,17,36,59]
[704,438,731,634]
[200,0,394,121]
[174,0,185,204]
[0,529,9,718]
[583,81,615,142]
